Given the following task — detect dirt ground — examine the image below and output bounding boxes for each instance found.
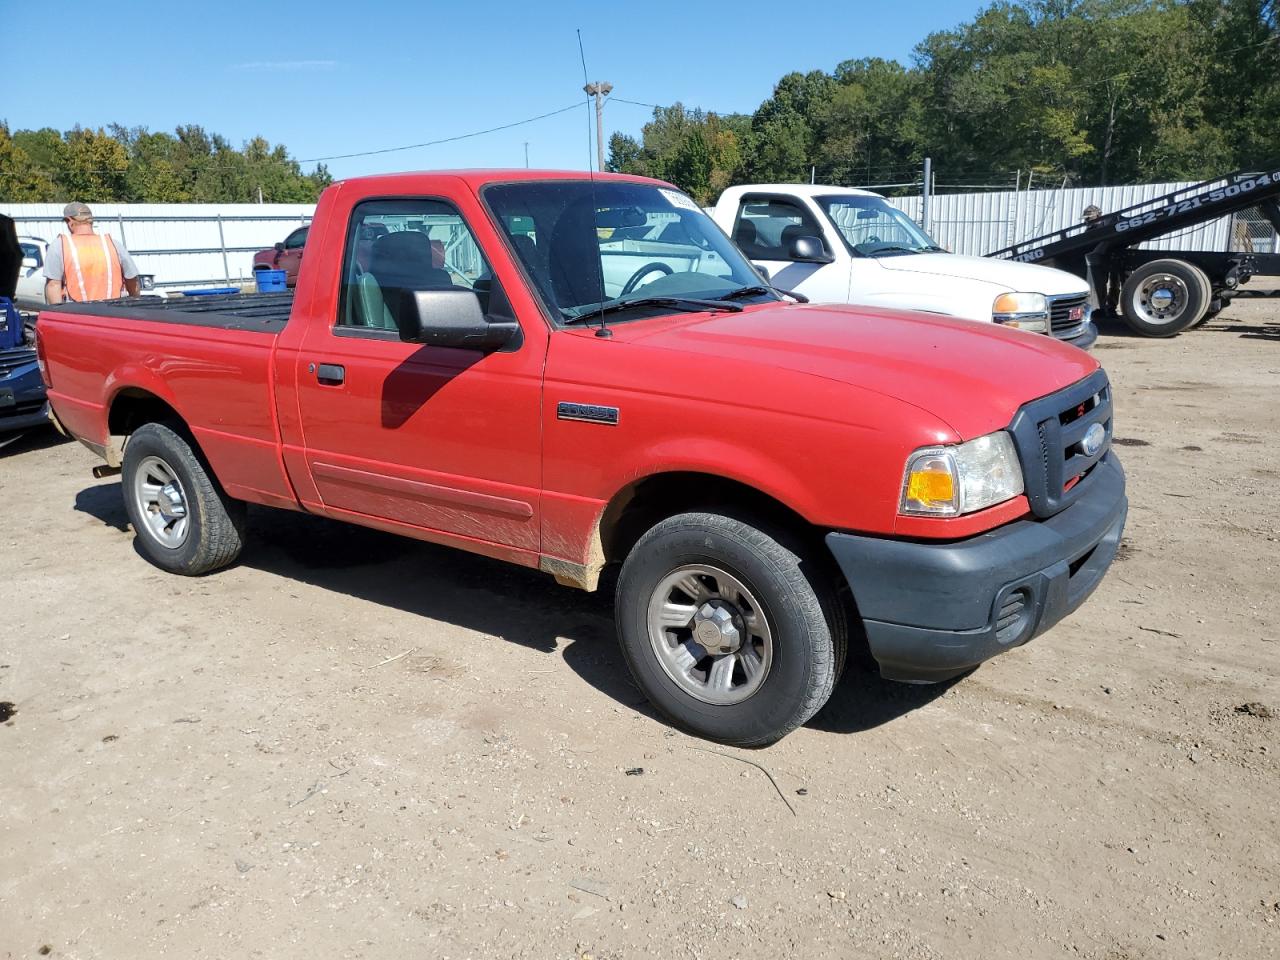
[1,297,1277,960]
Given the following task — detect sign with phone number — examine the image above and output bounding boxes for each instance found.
[1115,170,1280,233]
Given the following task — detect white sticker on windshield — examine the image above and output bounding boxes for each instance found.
[659,188,702,213]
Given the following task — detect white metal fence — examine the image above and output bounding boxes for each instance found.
[0,202,315,290]
[886,182,1278,257]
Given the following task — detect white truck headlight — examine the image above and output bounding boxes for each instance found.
[992,292,1049,333]
[900,431,1025,516]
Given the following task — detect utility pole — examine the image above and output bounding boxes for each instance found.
[583,80,612,172]
[921,157,933,234]
[524,142,529,169]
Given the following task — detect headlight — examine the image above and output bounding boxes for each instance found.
[992,292,1049,333]
[900,431,1024,516]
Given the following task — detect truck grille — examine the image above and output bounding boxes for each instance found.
[0,349,37,378]
[1048,293,1090,341]
[1007,369,1113,518]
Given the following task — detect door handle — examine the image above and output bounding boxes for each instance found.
[315,363,345,385]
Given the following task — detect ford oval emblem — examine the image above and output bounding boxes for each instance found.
[1082,422,1106,457]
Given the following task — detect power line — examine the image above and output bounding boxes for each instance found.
[297,102,585,163]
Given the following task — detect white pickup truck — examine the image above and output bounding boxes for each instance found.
[708,184,1096,348]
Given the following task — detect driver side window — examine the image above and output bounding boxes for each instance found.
[337,198,491,335]
[733,197,826,261]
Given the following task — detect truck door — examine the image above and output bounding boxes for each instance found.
[729,195,849,302]
[291,194,543,558]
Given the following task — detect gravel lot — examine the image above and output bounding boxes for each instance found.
[1,298,1277,960]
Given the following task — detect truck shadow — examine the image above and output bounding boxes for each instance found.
[0,427,71,458]
[1200,320,1280,341]
[74,483,944,736]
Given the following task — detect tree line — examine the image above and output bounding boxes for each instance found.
[608,0,1279,204]
[0,123,332,204]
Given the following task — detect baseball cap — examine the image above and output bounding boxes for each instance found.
[63,202,94,221]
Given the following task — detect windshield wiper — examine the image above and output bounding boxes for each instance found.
[714,284,810,304]
[563,295,744,325]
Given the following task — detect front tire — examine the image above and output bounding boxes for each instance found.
[121,422,247,575]
[615,512,846,747]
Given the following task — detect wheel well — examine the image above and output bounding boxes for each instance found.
[595,471,866,664]
[105,389,185,466]
[600,472,821,567]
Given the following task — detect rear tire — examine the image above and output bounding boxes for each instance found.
[1119,259,1209,337]
[121,422,246,575]
[615,511,847,747]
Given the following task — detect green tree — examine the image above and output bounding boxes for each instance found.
[60,127,130,200]
[606,132,644,174]
[0,122,55,201]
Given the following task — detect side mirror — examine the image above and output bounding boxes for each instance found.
[397,288,518,352]
[274,242,285,253]
[788,235,834,264]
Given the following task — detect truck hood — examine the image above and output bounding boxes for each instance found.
[624,302,1099,440]
[873,252,1087,296]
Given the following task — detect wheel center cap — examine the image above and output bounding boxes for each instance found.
[1150,288,1175,311]
[693,602,741,655]
[160,483,187,519]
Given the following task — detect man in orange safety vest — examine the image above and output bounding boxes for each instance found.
[44,202,140,304]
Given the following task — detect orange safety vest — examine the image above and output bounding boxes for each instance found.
[60,233,123,302]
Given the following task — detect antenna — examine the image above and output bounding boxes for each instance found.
[577,28,611,339]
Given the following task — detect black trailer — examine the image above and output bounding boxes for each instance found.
[987,166,1280,337]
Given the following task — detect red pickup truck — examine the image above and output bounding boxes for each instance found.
[251,224,309,286]
[37,170,1127,745]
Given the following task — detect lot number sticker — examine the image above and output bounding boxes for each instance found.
[659,189,702,212]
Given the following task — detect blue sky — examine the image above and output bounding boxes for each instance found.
[6,0,981,181]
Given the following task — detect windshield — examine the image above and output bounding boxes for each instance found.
[484,180,772,323]
[817,194,941,257]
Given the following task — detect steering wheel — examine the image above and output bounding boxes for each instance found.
[865,235,881,245]
[620,261,673,296]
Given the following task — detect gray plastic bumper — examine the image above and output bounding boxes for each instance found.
[826,455,1127,683]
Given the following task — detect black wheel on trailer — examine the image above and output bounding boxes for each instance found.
[1119,259,1211,337]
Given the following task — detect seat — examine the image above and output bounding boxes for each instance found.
[780,223,815,255]
[353,272,392,329]
[734,219,764,258]
[511,233,537,263]
[364,231,453,332]
[548,200,604,311]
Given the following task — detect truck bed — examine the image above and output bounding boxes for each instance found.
[50,291,293,333]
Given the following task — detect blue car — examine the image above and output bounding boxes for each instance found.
[0,297,48,436]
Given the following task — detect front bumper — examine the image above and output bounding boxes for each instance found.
[1062,319,1098,350]
[826,454,1127,683]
